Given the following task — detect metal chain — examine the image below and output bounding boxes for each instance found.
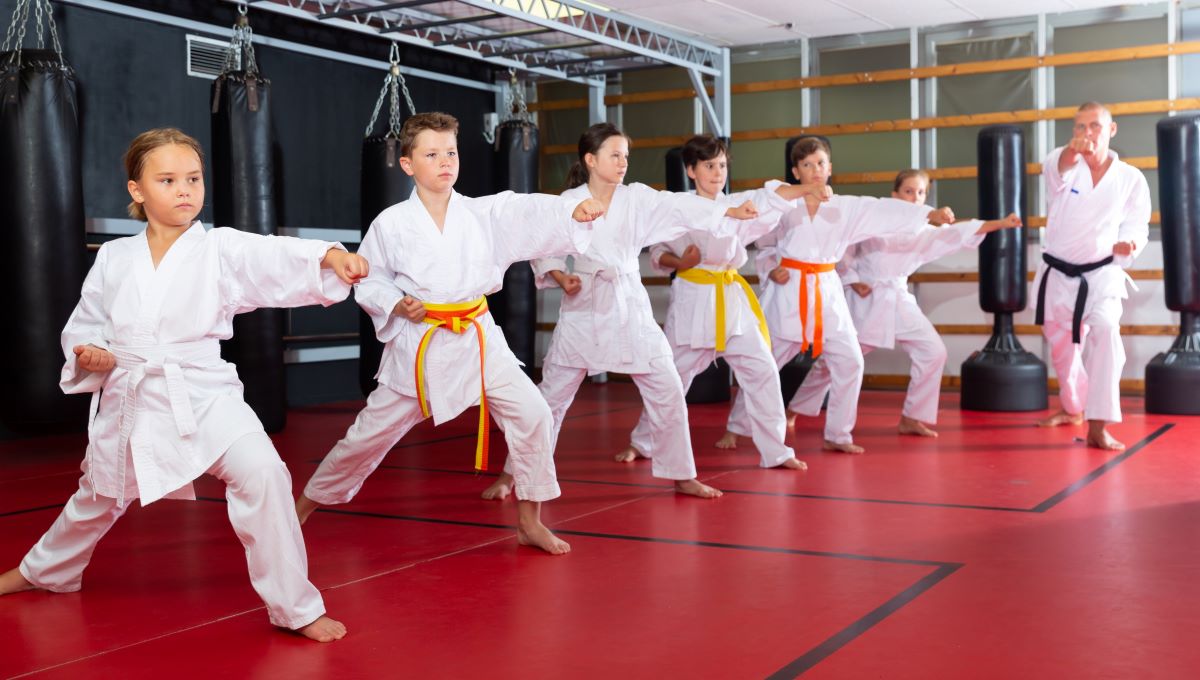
[4,0,66,69]
[2,0,28,54]
[365,43,417,138]
[222,2,259,76]
[501,68,530,123]
[34,0,43,48]
[45,0,64,62]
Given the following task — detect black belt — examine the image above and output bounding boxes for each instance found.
[1034,252,1115,344]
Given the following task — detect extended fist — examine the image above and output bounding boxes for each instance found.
[726,200,759,220]
[74,344,116,373]
[927,206,955,226]
[573,198,606,222]
[768,266,790,285]
[1068,137,1097,157]
[322,249,370,285]
[977,212,1022,234]
[804,184,834,202]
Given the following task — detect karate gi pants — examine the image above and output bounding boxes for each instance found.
[305,359,561,504]
[20,431,325,630]
[538,356,698,480]
[1043,295,1125,423]
[631,331,796,468]
[728,329,865,445]
[789,310,948,425]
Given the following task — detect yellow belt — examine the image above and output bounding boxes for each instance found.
[415,296,490,471]
[677,268,771,352]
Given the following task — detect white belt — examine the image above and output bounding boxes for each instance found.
[572,259,640,362]
[90,339,224,474]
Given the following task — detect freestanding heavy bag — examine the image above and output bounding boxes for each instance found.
[960,125,1047,411]
[1145,114,1200,414]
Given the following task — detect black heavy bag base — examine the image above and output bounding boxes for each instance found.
[780,352,817,404]
[959,316,1047,412]
[1145,313,1200,414]
[686,359,730,404]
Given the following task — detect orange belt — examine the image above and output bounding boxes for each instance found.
[780,258,836,358]
[415,296,490,471]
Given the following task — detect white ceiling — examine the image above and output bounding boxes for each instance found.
[595,0,1160,47]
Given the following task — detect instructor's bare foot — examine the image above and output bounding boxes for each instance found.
[898,416,938,438]
[786,410,799,431]
[614,445,643,463]
[1038,410,1083,428]
[1086,421,1125,451]
[297,615,347,642]
[714,431,739,449]
[675,478,722,498]
[295,495,320,526]
[777,457,808,471]
[0,568,35,595]
[823,440,864,454]
[482,472,514,501]
[517,522,571,555]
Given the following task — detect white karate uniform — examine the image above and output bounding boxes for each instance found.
[1036,147,1151,422]
[532,182,731,481]
[794,220,985,425]
[726,192,934,444]
[304,189,590,504]
[20,222,350,629]
[630,185,798,468]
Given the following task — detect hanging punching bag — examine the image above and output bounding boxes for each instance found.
[489,119,539,376]
[359,135,413,396]
[211,15,286,432]
[665,145,730,403]
[1145,114,1200,414]
[960,125,1047,411]
[0,40,88,431]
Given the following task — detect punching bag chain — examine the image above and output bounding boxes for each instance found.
[365,43,417,138]
[2,0,66,70]
[501,68,530,123]
[221,2,259,77]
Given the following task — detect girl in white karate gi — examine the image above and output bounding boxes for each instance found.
[0,128,367,642]
[634,134,822,471]
[298,113,605,556]
[788,170,1022,439]
[480,124,759,500]
[723,137,957,454]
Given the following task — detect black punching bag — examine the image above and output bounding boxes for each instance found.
[960,125,1047,411]
[359,135,413,396]
[665,146,730,403]
[489,120,539,376]
[0,47,88,431]
[211,21,286,432]
[1145,114,1200,414]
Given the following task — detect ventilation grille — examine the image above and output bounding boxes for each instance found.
[186,34,235,80]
